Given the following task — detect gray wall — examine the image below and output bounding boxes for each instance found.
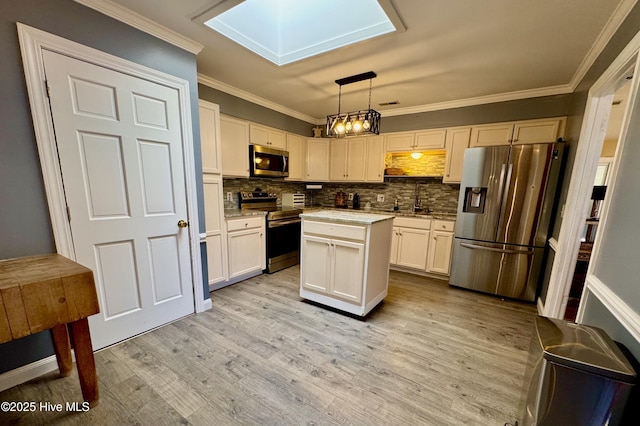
[0,0,205,374]
[198,84,315,136]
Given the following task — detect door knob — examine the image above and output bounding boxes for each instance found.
[177,220,189,228]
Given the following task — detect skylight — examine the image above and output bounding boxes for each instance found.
[204,0,398,66]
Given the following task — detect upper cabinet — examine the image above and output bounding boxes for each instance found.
[249,123,286,149]
[385,132,415,151]
[415,129,447,150]
[365,135,385,182]
[286,133,305,181]
[220,115,249,177]
[470,117,565,147]
[305,138,330,181]
[385,129,446,152]
[329,137,367,181]
[443,127,471,183]
[198,100,222,174]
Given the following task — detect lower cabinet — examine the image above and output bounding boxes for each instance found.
[300,215,393,316]
[426,229,454,275]
[301,234,365,304]
[226,216,265,280]
[390,217,455,277]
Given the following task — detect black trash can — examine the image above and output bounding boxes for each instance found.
[519,316,636,426]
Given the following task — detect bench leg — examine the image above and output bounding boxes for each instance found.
[70,318,99,407]
[50,324,72,377]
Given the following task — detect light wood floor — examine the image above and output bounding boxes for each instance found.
[1,267,537,425]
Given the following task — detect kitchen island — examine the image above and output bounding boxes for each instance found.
[299,210,394,316]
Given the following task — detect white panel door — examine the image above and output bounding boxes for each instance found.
[331,239,365,304]
[203,175,227,285]
[227,228,263,278]
[42,50,195,349]
[198,100,222,173]
[301,235,331,293]
[346,137,367,181]
[397,228,430,270]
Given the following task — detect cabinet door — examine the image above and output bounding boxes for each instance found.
[249,123,286,149]
[426,231,453,275]
[220,115,249,177]
[346,137,367,181]
[227,227,263,278]
[203,175,227,285]
[365,135,384,182]
[470,123,513,147]
[285,133,305,181]
[198,100,222,174]
[443,127,471,183]
[389,226,399,265]
[331,239,365,304]
[301,235,332,293]
[329,138,348,181]
[385,132,415,151]
[306,138,330,181]
[415,129,446,150]
[396,228,430,270]
[512,118,562,144]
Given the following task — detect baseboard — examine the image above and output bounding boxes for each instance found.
[202,298,213,311]
[0,351,75,392]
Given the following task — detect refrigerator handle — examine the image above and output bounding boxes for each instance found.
[496,163,513,234]
[460,242,535,255]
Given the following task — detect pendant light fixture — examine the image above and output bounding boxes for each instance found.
[326,71,381,137]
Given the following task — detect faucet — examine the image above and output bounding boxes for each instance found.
[414,183,422,212]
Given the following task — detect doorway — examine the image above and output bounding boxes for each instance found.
[18,24,205,349]
[564,79,633,321]
[543,31,640,321]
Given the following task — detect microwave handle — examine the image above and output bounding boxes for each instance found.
[282,154,287,173]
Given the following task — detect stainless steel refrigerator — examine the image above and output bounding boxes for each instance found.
[449,142,564,301]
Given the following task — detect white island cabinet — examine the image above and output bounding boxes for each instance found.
[300,210,394,316]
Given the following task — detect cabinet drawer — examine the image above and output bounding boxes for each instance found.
[393,217,431,230]
[433,220,454,232]
[227,216,263,232]
[304,220,366,241]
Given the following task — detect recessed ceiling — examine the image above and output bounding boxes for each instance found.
[203,0,398,66]
[95,0,636,123]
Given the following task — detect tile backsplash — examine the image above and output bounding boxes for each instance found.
[223,177,459,214]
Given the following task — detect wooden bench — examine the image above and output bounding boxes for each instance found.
[0,254,100,407]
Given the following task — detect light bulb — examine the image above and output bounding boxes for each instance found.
[411,152,423,159]
[335,122,345,134]
[362,119,371,130]
[353,120,362,132]
[345,120,352,132]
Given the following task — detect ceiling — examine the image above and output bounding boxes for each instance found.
[93,0,634,123]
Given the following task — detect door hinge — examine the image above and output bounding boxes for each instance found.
[45,80,51,98]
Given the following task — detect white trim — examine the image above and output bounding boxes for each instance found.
[537,298,545,316]
[577,276,640,343]
[74,0,203,54]
[199,232,207,242]
[544,28,640,320]
[568,0,638,91]
[0,352,74,392]
[17,23,205,315]
[202,298,213,311]
[198,73,320,124]
[547,237,558,252]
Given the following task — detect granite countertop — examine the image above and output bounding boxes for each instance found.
[302,206,456,221]
[300,210,394,224]
[224,209,268,218]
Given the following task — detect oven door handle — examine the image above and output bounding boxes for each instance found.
[268,218,301,228]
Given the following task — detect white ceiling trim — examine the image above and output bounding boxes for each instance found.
[198,73,320,124]
[74,0,204,54]
[380,84,575,117]
[568,0,638,91]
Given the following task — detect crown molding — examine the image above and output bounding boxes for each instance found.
[197,73,319,124]
[568,0,638,90]
[379,84,574,117]
[74,0,204,54]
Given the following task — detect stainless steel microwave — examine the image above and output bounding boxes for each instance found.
[249,145,289,178]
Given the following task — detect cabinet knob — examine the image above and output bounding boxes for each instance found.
[245,222,248,227]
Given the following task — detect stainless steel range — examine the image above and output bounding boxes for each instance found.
[239,190,303,273]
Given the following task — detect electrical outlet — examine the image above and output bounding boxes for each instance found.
[227,192,232,202]
[348,193,354,201]
[377,194,385,203]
